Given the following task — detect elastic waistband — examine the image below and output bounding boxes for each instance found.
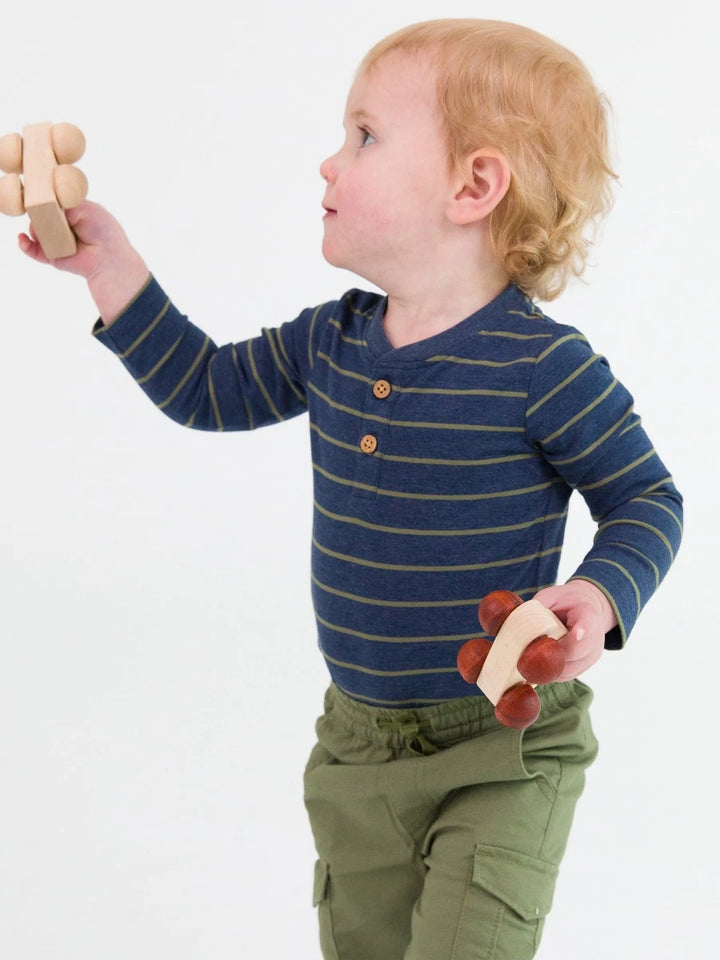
[324,681,586,756]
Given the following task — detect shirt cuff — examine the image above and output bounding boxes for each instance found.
[91,274,165,351]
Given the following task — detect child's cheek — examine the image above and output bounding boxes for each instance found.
[354,195,397,234]
[337,172,394,230]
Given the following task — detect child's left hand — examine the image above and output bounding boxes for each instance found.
[533,581,617,681]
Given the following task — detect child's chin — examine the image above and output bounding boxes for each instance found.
[320,243,345,270]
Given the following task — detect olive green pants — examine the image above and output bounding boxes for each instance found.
[304,681,598,960]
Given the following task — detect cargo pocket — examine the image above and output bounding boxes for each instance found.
[473,842,557,920]
[457,843,558,959]
[313,859,339,960]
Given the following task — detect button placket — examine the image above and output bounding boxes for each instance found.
[360,376,394,456]
[352,371,395,499]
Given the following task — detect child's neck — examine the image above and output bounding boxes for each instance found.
[382,268,508,349]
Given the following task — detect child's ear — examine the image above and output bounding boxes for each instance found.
[448,149,511,225]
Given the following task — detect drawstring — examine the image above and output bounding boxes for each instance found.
[376,711,438,757]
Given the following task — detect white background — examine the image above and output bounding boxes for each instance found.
[0,1,716,957]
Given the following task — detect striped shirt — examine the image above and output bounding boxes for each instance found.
[94,277,683,707]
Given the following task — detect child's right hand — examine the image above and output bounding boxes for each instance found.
[18,201,150,325]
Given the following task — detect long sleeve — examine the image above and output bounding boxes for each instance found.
[92,275,315,431]
[525,331,683,648]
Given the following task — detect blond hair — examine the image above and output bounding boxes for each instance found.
[359,19,617,301]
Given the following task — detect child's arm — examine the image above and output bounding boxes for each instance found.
[18,201,150,325]
[19,200,314,434]
[526,329,683,677]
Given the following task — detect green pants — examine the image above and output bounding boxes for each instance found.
[304,681,598,960]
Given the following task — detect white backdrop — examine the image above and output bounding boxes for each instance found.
[1,1,716,957]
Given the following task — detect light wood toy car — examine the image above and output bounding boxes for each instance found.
[457,590,567,729]
[0,122,88,259]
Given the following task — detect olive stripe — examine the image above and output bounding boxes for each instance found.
[479,329,553,340]
[399,385,526,398]
[426,354,536,368]
[313,498,568,537]
[320,647,459,678]
[158,336,210,410]
[207,356,223,430]
[247,339,284,422]
[596,517,675,560]
[634,496,684,533]
[309,421,537,466]
[620,418,641,438]
[315,614,479,643]
[276,325,293,370]
[543,394,628,459]
[526,354,601,416]
[312,462,561,501]
[312,575,484,608]
[643,477,676,495]
[264,328,306,404]
[345,295,375,320]
[613,541,661,588]
[327,317,367,346]
[578,449,656,492]
[582,558,641,612]
[333,685,463,707]
[316,352,527,397]
[316,352,370,385]
[308,382,389,425]
[587,477,675,523]
[307,304,323,369]
[308,382,525,432]
[312,574,543,608]
[118,297,171,359]
[231,345,255,430]
[313,536,562,572]
[536,332,589,362]
[135,332,184,385]
[508,310,545,320]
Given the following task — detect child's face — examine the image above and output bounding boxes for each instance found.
[320,52,455,289]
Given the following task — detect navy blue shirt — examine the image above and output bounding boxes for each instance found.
[94,278,683,706]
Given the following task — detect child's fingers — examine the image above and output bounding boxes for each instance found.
[18,232,49,264]
[558,651,598,681]
[557,622,603,680]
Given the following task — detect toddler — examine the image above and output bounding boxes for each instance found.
[18,18,683,960]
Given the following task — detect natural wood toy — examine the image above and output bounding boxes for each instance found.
[457,590,567,729]
[0,122,88,259]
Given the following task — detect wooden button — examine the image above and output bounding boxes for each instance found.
[360,434,378,454]
[373,379,391,399]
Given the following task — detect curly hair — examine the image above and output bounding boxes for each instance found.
[359,19,617,301]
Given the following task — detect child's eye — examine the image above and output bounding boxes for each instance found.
[359,128,376,147]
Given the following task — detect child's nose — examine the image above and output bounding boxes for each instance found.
[320,152,338,183]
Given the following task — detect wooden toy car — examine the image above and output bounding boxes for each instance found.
[457,590,567,729]
[0,121,87,259]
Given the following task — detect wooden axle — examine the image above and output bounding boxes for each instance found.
[0,122,87,259]
[457,590,567,729]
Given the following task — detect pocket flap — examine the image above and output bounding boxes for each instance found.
[472,843,558,921]
[313,858,329,906]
